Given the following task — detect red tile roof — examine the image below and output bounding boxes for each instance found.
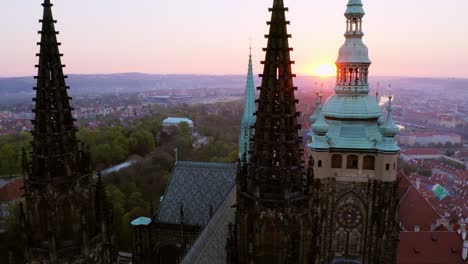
[399,180,442,231]
[433,224,449,232]
[398,171,412,200]
[403,148,441,156]
[0,178,24,202]
[456,151,468,158]
[402,132,461,138]
[398,231,467,264]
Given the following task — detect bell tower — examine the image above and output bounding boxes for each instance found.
[308,1,400,263]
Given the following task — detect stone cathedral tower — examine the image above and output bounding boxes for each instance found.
[228,0,312,263]
[308,0,400,263]
[19,1,115,263]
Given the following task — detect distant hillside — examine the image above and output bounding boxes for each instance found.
[0,73,466,105]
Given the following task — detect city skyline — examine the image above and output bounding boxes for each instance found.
[1,0,467,78]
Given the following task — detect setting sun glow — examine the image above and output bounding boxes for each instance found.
[309,63,337,78]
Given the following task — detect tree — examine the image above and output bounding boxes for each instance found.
[0,144,18,175]
[128,130,155,156]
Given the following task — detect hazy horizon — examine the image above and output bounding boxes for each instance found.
[1,72,467,80]
[1,0,467,78]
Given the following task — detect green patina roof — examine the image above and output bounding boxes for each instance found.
[242,51,256,124]
[432,184,449,201]
[131,217,152,226]
[345,0,365,16]
[310,97,400,152]
[380,98,399,137]
[309,120,382,151]
[322,94,382,119]
[309,94,322,124]
[309,0,400,153]
[239,50,256,160]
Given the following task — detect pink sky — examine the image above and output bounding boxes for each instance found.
[1,0,467,78]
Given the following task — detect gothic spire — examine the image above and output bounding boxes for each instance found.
[250,0,304,199]
[29,0,85,181]
[229,2,308,262]
[238,47,256,161]
[243,46,255,123]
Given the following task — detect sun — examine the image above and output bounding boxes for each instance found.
[309,63,337,78]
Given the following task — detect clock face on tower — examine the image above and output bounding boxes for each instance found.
[337,204,362,229]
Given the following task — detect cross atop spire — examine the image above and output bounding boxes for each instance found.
[26,0,89,181]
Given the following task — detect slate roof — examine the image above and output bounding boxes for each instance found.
[156,161,236,227]
[181,187,236,264]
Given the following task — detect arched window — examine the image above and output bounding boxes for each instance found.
[332,154,343,169]
[363,155,375,170]
[347,155,359,169]
[386,163,390,171]
[156,244,182,264]
[318,160,322,168]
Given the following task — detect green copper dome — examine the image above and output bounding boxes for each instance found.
[312,111,329,136]
[337,38,371,64]
[345,0,365,17]
[322,95,382,119]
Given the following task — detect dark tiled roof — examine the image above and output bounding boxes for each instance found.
[156,161,236,227]
[182,187,236,264]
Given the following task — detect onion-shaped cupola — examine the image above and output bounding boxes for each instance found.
[380,96,399,138]
[309,92,322,124]
[312,110,329,136]
[377,96,400,152]
[309,93,330,150]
